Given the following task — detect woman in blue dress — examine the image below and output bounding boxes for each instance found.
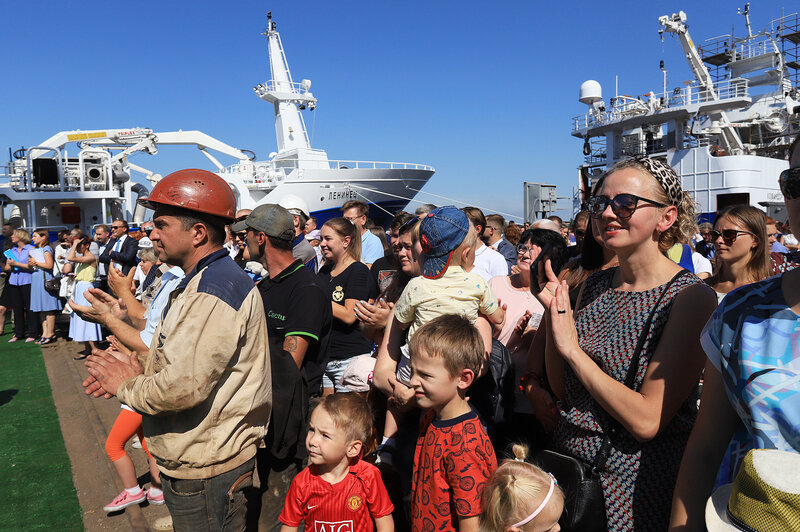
[28,229,61,345]
[670,135,800,530]
[67,234,101,359]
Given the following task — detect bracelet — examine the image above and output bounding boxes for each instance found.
[520,371,546,392]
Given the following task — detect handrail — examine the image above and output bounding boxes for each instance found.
[572,78,750,132]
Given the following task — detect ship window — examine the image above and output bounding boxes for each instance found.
[717,193,750,211]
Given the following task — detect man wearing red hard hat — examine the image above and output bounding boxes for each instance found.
[84,168,272,530]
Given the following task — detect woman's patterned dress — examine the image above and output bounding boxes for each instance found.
[554,268,703,531]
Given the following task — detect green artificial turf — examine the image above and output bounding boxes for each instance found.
[0,320,83,530]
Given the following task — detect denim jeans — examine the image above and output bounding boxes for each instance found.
[162,458,255,532]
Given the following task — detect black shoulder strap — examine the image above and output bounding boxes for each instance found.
[591,269,690,473]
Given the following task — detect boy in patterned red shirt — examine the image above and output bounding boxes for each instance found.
[408,314,498,532]
[279,394,393,532]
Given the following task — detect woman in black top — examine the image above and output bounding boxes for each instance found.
[318,217,375,394]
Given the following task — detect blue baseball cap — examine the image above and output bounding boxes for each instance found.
[419,206,470,279]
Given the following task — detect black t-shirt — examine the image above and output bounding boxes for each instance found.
[318,261,376,360]
[370,252,397,296]
[258,261,332,393]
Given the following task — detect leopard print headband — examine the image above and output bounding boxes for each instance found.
[593,155,683,206]
[631,155,683,206]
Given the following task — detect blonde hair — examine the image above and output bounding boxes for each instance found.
[408,314,484,377]
[323,217,362,263]
[602,158,698,254]
[449,221,476,268]
[13,229,31,245]
[479,444,564,532]
[316,393,373,445]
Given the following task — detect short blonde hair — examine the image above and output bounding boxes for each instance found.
[13,229,31,244]
[316,393,373,445]
[479,444,564,532]
[409,314,484,377]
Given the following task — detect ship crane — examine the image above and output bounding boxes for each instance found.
[659,11,746,155]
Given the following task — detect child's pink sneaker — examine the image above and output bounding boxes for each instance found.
[103,488,146,512]
[146,489,165,505]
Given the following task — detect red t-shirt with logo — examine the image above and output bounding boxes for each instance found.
[280,459,393,531]
[411,408,498,531]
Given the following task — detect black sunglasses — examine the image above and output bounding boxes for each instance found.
[111,225,125,229]
[588,193,667,220]
[779,168,800,200]
[709,229,753,244]
[143,228,153,236]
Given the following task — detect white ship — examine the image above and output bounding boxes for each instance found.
[0,12,434,232]
[572,5,799,221]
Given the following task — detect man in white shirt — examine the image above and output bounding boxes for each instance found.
[483,214,516,274]
[342,200,384,267]
[462,207,508,281]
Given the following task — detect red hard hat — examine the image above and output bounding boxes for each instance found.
[138,168,236,222]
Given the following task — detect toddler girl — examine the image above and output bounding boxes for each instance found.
[480,444,564,532]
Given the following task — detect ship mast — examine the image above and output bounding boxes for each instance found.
[659,11,745,154]
[254,12,318,155]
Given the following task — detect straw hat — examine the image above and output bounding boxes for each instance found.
[706,449,800,531]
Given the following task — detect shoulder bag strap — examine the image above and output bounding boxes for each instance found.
[591,269,690,473]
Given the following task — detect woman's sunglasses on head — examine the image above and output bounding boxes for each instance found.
[587,193,666,220]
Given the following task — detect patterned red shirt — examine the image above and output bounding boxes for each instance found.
[411,408,498,532]
[280,459,393,532]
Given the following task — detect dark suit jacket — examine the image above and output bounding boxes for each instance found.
[495,239,517,274]
[98,235,138,275]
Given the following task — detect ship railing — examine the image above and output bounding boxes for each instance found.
[572,78,750,132]
[263,80,311,94]
[326,160,435,171]
[735,37,779,61]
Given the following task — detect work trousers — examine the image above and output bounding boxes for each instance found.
[9,283,38,339]
[162,458,255,532]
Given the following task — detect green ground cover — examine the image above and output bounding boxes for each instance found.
[0,320,83,530]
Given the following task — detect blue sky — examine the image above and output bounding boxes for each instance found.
[0,0,792,221]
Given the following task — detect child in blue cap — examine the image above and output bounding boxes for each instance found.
[375,206,505,464]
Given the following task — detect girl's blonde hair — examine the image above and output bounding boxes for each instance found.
[479,444,564,532]
[323,217,362,263]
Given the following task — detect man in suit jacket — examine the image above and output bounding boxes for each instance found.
[484,214,517,274]
[99,219,138,275]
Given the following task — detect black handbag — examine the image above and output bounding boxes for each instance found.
[535,269,689,532]
[44,277,62,294]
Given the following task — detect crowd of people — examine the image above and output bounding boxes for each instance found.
[1,134,799,531]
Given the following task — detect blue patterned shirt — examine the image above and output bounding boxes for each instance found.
[701,276,800,453]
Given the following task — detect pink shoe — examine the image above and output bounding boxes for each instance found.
[7,337,20,343]
[146,489,165,505]
[25,337,37,343]
[103,488,146,512]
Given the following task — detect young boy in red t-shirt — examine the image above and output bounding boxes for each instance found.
[408,314,498,532]
[279,394,394,532]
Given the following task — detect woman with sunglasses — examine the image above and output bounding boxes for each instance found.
[536,155,717,531]
[670,137,800,530]
[704,205,770,303]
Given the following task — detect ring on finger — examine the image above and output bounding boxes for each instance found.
[557,310,567,314]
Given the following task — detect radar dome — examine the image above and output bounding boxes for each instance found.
[579,80,602,105]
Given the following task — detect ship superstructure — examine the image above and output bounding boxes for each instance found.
[0,12,434,232]
[572,6,799,218]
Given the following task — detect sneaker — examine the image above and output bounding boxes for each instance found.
[146,489,165,505]
[153,515,173,530]
[103,488,146,512]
